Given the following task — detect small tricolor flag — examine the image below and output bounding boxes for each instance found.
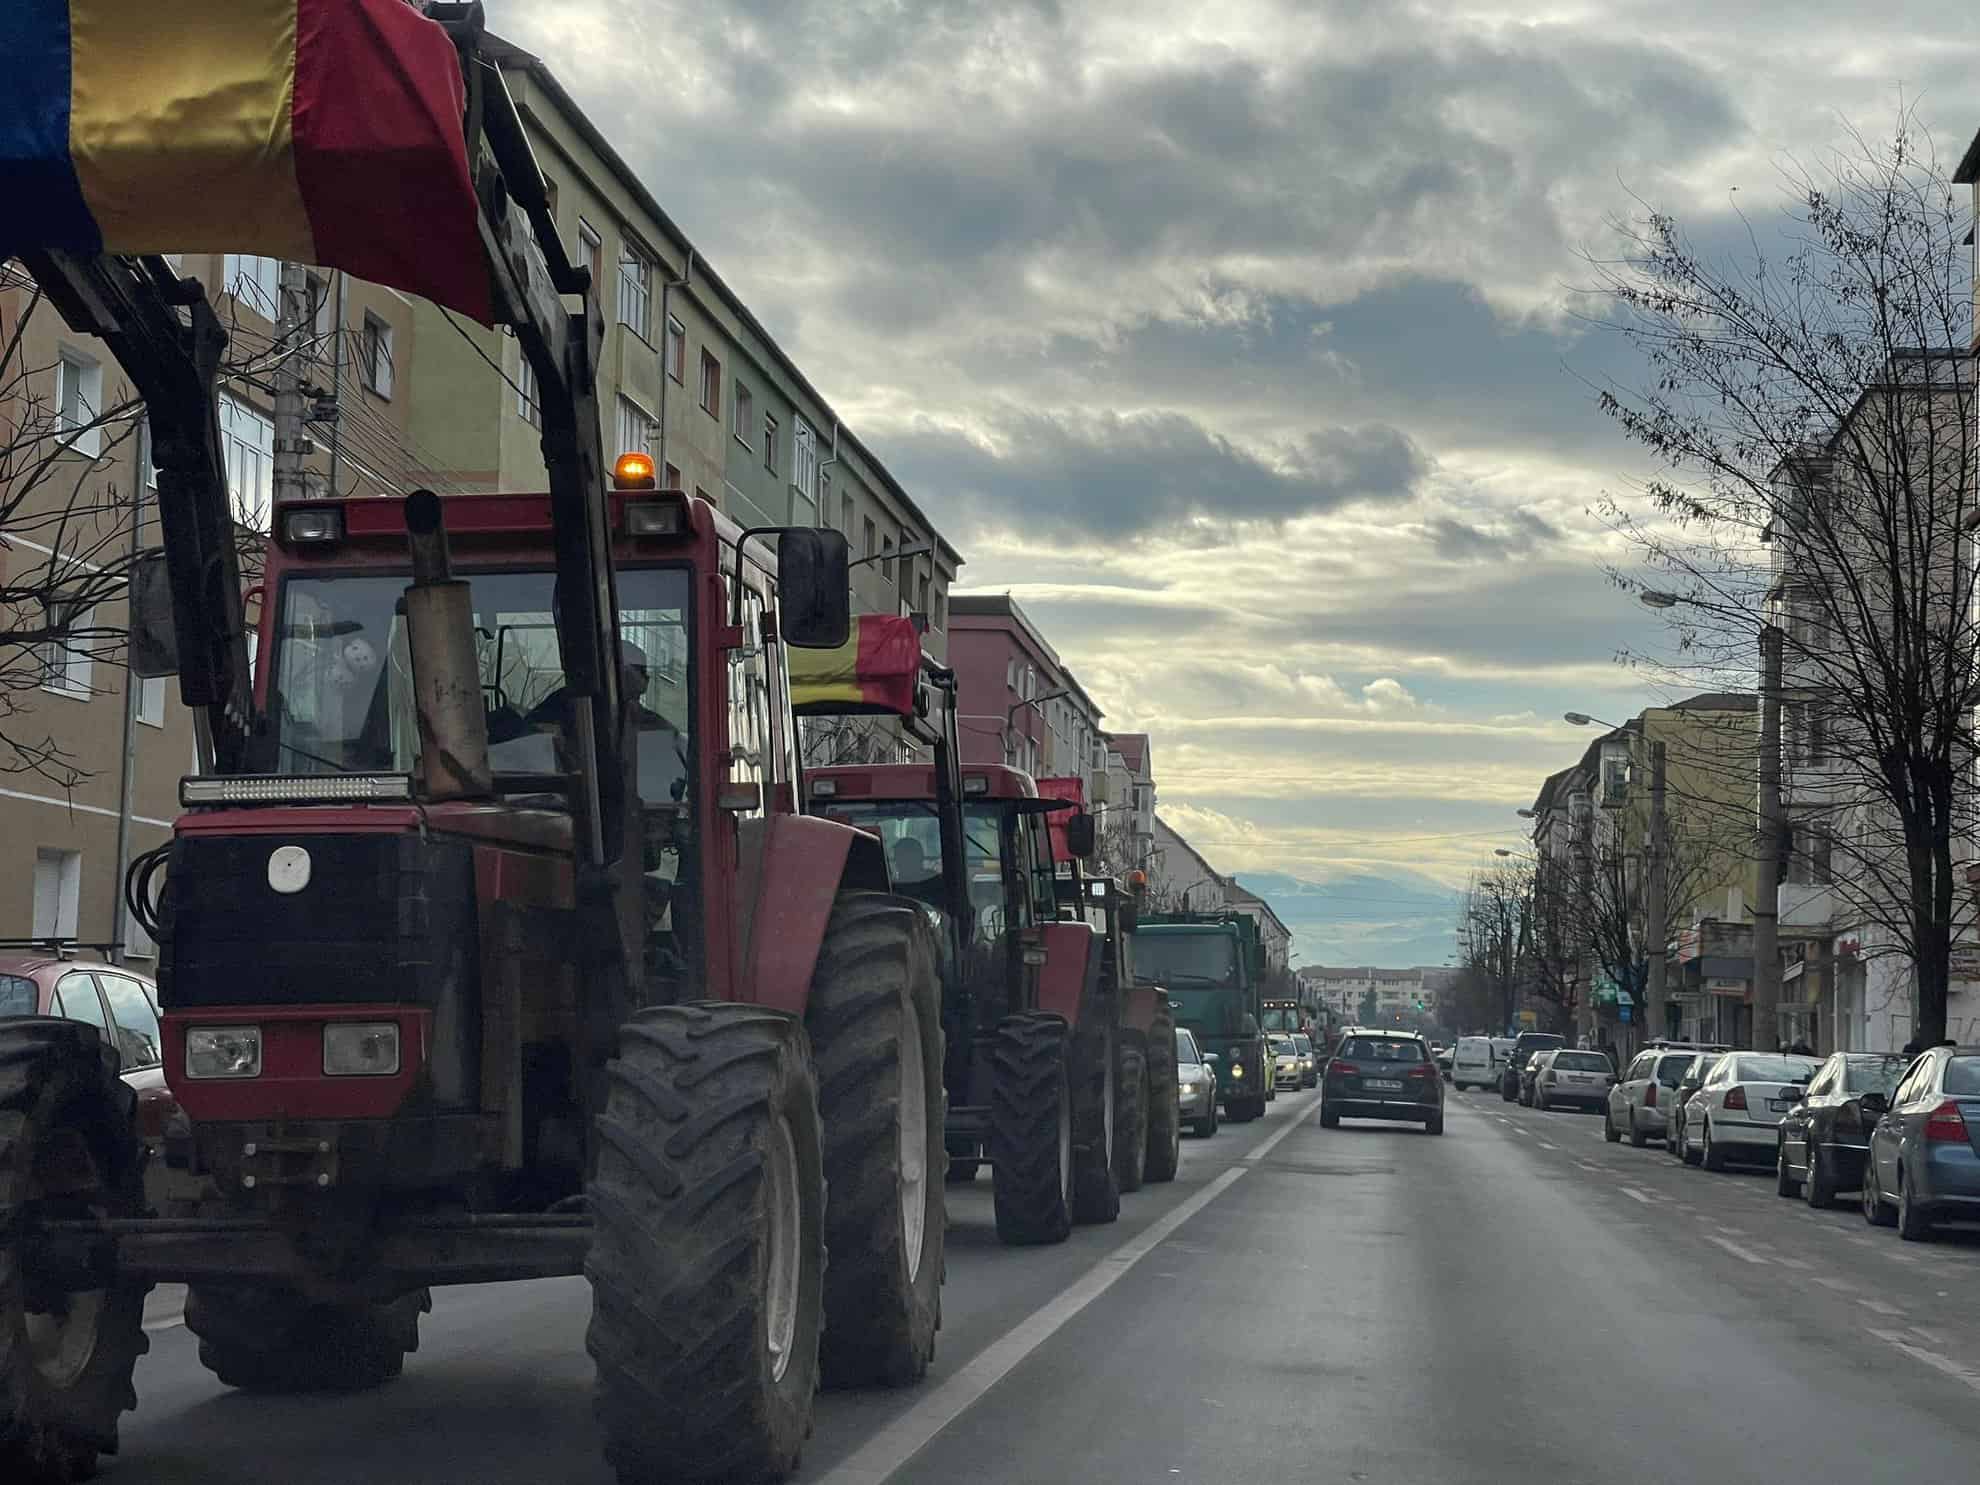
[0,0,492,321]
[790,615,924,719]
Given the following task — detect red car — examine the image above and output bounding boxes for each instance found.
[0,951,179,1174]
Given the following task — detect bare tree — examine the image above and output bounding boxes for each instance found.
[1593,117,1978,1044]
[1457,860,1531,1035]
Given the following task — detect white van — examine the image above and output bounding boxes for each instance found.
[1452,1036,1498,1090]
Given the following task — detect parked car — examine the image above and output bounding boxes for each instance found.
[1500,1031,1566,1102]
[1517,1049,1554,1106]
[1293,1033,1318,1088]
[1434,1044,1453,1080]
[1452,1035,1499,1090]
[1678,1052,1820,1171]
[1534,1048,1616,1111]
[1175,1027,1219,1136]
[1775,1051,1909,1206]
[0,949,178,1195]
[1607,1045,1715,1148]
[1667,1053,1722,1159]
[1321,1028,1444,1134]
[1272,1035,1303,1091]
[1861,1045,1980,1240]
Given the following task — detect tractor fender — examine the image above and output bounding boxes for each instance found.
[736,814,890,1015]
[1036,921,1099,1027]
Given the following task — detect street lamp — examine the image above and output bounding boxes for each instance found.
[1004,687,1069,769]
[848,540,935,572]
[1638,589,1681,610]
[1516,808,1536,819]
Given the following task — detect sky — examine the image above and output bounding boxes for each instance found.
[498,0,1980,954]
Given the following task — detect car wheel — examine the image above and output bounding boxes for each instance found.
[1804,1143,1835,1209]
[1775,1139,1800,1198]
[1897,1168,1935,1242]
[1425,1111,1444,1136]
[1629,1110,1648,1149]
[1682,1121,1703,1167]
[1319,1105,1340,1129]
[1701,1119,1727,1172]
[1862,1160,1895,1227]
[1603,1108,1621,1144]
[1535,1088,1549,1112]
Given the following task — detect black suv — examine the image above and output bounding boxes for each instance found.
[1500,1031,1567,1101]
[1320,1028,1444,1135]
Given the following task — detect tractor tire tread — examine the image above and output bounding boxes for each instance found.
[989,1015,1074,1246]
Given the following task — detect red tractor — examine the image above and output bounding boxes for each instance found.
[2,9,942,1481]
[792,626,1179,1245]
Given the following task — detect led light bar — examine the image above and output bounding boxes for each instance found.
[181,774,415,807]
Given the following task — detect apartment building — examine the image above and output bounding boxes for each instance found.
[404,36,961,657]
[947,593,1104,778]
[1300,965,1446,1021]
[1103,732,1155,871]
[0,254,422,957]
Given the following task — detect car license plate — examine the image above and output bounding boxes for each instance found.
[1367,1079,1403,1091]
[1769,1097,1793,1112]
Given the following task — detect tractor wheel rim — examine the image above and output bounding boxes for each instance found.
[26,1290,103,1391]
[764,1114,802,1383]
[898,991,928,1284]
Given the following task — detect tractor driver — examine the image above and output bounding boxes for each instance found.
[526,640,687,803]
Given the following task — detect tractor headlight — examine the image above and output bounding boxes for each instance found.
[1229,1062,1244,1079]
[323,1022,401,1077]
[185,1026,262,1080]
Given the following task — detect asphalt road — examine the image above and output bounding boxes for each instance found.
[105,1085,1980,1482]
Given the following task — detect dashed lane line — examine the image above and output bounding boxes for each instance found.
[816,1096,1321,1485]
[1858,1298,1905,1317]
[1703,1234,1767,1265]
[1618,1187,1653,1205]
[1866,1328,1980,1399]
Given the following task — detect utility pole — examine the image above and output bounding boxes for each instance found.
[273,260,310,507]
[1753,624,1785,1050]
[1644,738,1669,1040]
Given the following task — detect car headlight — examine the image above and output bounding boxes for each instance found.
[1230,1063,1244,1078]
[186,1026,262,1080]
[323,1022,401,1077]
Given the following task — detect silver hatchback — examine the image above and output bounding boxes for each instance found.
[1607,1046,1716,1148]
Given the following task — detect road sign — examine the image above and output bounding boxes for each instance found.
[1517,1010,1537,1028]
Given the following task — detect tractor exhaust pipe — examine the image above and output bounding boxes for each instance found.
[403,490,492,800]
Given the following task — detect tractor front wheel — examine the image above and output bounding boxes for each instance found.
[1071,1018,1120,1225]
[989,1015,1074,1245]
[1113,1037,1148,1195]
[185,1286,428,1392]
[0,1019,149,1484]
[1144,1000,1181,1184]
[586,1004,824,1483]
[806,895,946,1389]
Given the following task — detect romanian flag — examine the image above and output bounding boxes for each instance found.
[0,0,492,320]
[790,615,923,718]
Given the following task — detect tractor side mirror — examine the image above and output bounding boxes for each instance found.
[1064,811,1096,859]
[776,529,851,649]
[129,548,180,678]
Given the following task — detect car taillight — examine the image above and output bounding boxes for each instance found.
[1329,1060,1359,1078]
[1724,1086,1747,1111]
[1407,1064,1432,1078]
[1925,1101,1968,1142]
[1645,1083,1658,1108]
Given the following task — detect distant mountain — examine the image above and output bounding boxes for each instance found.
[1234,870,1460,970]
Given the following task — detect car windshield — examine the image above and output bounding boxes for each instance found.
[0,974,36,1016]
[1734,1055,1821,1082]
[1842,1058,1910,1094]
[269,566,692,804]
[1174,1029,1202,1066]
[1945,1058,1980,1096]
[1271,1036,1296,1055]
[1556,1051,1611,1072]
[1344,1038,1423,1063]
[1293,1035,1311,1053]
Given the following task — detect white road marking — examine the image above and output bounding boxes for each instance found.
[1858,1298,1904,1317]
[1536,1141,1558,1151]
[1812,1276,1855,1293]
[1618,1187,1653,1205]
[1574,1160,1603,1173]
[1866,1328,1980,1398]
[1772,1256,1812,1271]
[1703,1234,1767,1265]
[816,1100,1320,1485]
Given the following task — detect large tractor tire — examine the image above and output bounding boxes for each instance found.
[1113,1036,1148,1195]
[185,1286,428,1392]
[0,1019,148,1483]
[806,894,946,1390]
[1070,1017,1120,1225]
[1144,1000,1182,1184]
[586,1004,825,1484]
[989,1014,1074,1246]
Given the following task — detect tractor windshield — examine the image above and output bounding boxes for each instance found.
[268,566,691,803]
[816,800,1009,927]
[1133,932,1239,989]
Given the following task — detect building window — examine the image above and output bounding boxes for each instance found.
[665,316,685,382]
[577,218,603,297]
[616,395,656,456]
[304,270,333,337]
[56,351,105,458]
[917,571,930,617]
[882,536,895,587]
[663,461,680,492]
[616,242,653,339]
[863,517,877,563]
[515,349,541,428]
[734,382,755,447]
[361,313,394,399]
[699,350,721,418]
[764,413,779,476]
[32,848,82,939]
[222,254,282,316]
[219,394,275,530]
[137,674,166,727]
[38,602,95,697]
